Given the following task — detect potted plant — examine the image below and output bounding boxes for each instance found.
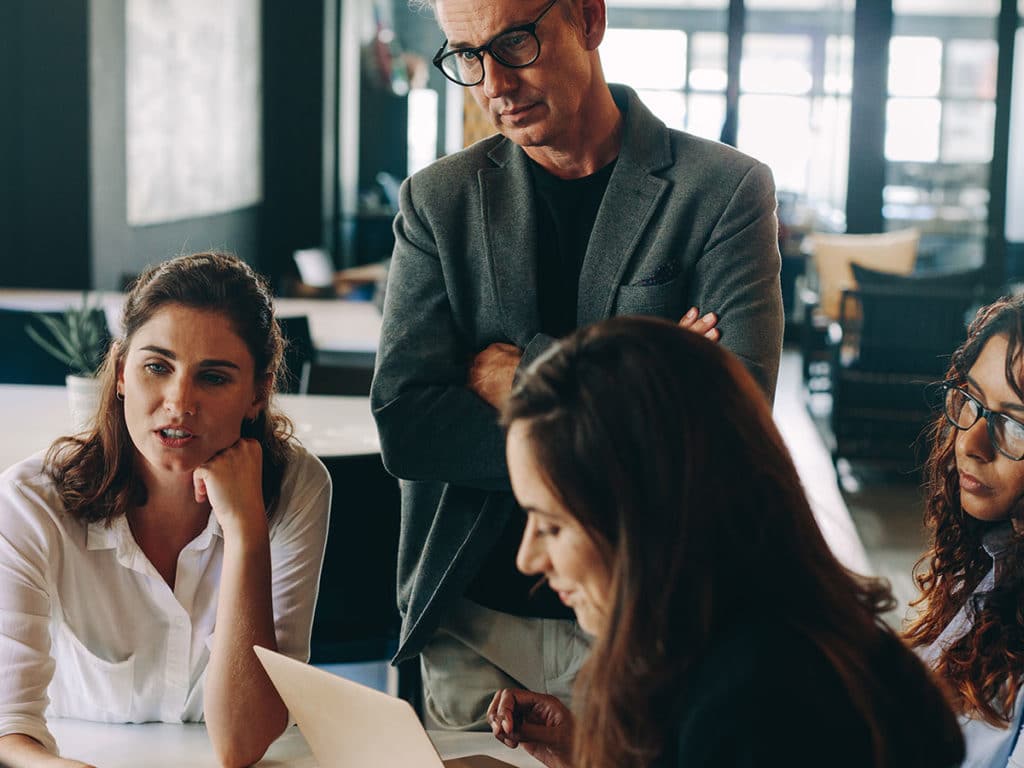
[25,294,110,431]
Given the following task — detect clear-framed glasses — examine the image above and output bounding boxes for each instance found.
[943,384,1024,461]
[432,0,560,87]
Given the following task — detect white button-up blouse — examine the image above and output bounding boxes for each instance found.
[0,445,331,754]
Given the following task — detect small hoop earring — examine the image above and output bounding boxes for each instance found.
[116,391,124,401]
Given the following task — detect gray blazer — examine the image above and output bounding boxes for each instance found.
[371,85,783,662]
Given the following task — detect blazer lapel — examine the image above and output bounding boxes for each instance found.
[577,86,673,327]
[479,140,541,347]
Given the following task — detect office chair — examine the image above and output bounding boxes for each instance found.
[800,228,920,386]
[827,264,986,470]
[276,315,316,395]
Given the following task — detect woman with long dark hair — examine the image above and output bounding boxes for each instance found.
[907,295,1024,765]
[0,253,330,768]
[491,315,962,768]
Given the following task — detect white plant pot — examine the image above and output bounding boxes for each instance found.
[66,374,102,433]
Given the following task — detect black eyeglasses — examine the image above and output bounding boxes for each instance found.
[943,384,1024,461]
[432,0,560,87]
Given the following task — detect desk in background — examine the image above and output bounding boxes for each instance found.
[48,719,544,767]
[0,385,379,472]
[0,289,382,370]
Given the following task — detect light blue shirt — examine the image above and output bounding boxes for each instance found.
[921,524,1024,767]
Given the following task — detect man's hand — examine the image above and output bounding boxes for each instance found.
[487,688,574,768]
[467,343,522,410]
[679,306,720,342]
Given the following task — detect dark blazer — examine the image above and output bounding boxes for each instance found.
[371,85,784,662]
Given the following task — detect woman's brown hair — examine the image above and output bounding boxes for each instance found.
[905,294,1024,726]
[44,252,294,523]
[503,315,958,768]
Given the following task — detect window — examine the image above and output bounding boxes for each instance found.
[746,0,846,7]
[885,98,942,162]
[888,37,942,98]
[407,89,439,175]
[690,32,728,91]
[1006,26,1024,243]
[602,29,688,130]
[738,95,811,192]
[608,0,725,7]
[604,1,853,217]
[740,34,813,95]
[894,0,999,15]
[884,10,1000,264]
[602,27,726,141]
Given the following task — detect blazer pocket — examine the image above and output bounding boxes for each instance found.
[613,274,685,318]
[48,621,135,722]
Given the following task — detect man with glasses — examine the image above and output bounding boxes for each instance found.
[371,0,783,729]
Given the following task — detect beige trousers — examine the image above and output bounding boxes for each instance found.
[419,598,592,730]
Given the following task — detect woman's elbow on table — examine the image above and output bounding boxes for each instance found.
[0,732,96,768]
[211,735,274,768]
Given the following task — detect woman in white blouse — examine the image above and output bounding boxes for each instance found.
[0,253,331,768]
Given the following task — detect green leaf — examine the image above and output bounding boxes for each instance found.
[25,324,75,367]
[25,293,109,377]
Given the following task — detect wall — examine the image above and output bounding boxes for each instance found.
[1,0,329,290]
[0,0,91,288]
[89,0,261,290]
[261,0,329,282]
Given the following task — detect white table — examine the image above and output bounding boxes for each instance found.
[0,290,382,366]
[0,385,379,471]
[47,720,543,767]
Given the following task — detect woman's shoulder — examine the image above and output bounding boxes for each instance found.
[674,620,961,767]
[269,441,331,525]
[677,621,852,722]
[280,441,331,490]
[2,451,62,514]
[670,622,859,765]
[0,451,72,546]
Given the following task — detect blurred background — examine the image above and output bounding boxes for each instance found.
[2,0,1021,293]
[3,0,1024,648]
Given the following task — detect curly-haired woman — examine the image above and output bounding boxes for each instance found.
[907,294,1024,765]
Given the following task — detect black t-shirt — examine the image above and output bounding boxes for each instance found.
[464,156,617,619]
[530,157,617,338]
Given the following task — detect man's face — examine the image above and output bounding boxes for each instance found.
[435,0,600,150]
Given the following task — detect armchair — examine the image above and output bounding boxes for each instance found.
[826,265,986,470]
[800,228,920,385]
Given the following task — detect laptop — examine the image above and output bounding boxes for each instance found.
[254,646,518,768]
